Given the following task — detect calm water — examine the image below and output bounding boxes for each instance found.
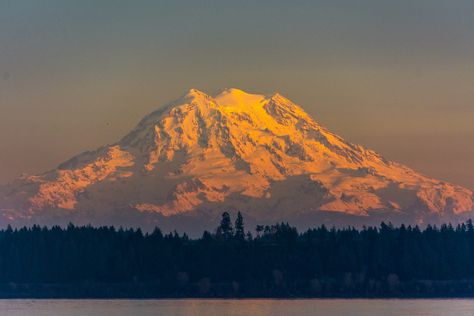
[1,299,474,316]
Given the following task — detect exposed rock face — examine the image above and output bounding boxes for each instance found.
[1,88,472,231]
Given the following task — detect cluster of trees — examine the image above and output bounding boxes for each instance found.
[1,212,474,297]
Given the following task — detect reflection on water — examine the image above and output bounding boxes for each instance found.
[1,299,474,316]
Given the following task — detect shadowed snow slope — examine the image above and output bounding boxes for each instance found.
[1,88,472,231]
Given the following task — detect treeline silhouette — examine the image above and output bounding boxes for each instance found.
[2,212,474,298]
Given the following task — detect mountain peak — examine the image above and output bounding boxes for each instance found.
[215,87,247,95]
[182,88,209,100]
[213,88,265,109]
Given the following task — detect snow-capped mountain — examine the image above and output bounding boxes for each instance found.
[1,88,472,232]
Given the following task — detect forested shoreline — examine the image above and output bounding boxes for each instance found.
[2,212,474,298]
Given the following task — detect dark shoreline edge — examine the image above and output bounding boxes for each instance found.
[2,282,474,299]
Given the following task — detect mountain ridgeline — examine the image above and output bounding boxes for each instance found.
[0,88,472,232]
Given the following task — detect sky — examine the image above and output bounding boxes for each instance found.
[0,0,473,190]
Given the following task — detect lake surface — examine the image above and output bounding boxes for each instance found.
[1,299,474,316]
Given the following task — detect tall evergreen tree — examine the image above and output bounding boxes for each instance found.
[217,211,233,239]
[234,212,245,240]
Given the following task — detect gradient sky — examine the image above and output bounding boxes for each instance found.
[0,0,473,189]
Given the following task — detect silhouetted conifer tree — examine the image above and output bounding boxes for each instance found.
[217,211,233,239]
[234,212,245,240]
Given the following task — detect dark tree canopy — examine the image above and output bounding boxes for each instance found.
[0,215,474,298]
